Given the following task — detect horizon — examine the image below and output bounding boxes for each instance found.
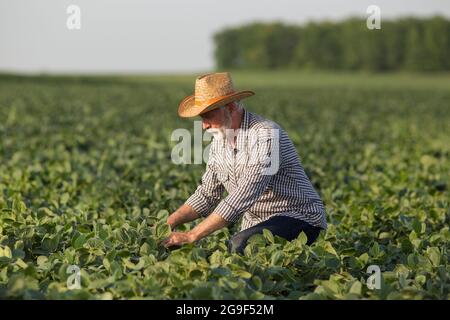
[1,0,450,74]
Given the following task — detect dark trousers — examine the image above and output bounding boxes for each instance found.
[227,216,321,254]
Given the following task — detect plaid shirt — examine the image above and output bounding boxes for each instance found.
[185,109,327,231]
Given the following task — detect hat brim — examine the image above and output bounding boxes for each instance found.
[178,90,255,118]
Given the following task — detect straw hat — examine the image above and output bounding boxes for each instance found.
[178,72,255,118]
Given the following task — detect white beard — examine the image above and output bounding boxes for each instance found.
[206,128,224,139]
[205,109,233,141]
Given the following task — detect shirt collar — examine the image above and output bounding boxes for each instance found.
[240,108,250,131]
[235,108,249,151]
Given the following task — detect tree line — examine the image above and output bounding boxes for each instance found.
[213,17,450,72]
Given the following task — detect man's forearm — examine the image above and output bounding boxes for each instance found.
[188,212,230,242]
[167,204,200,229]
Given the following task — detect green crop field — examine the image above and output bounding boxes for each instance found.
[0,71,448,299]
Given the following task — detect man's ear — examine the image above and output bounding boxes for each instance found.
[226,102,236,113]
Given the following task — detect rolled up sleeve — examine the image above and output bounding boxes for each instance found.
[185,161,225,218]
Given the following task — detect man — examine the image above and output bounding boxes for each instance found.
[162,72,326,254]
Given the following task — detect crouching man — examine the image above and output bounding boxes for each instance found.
[162,72,327,254]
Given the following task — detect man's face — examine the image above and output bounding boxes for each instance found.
[200,104,232,138]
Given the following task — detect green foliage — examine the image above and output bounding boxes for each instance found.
[214,17,450,72]
[0,72,448,299]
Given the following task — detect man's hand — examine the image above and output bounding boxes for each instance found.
[161,213,229,249]
[161,231,196,248]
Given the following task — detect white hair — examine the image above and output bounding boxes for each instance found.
[220,99,244,113]
[231,99,244,111]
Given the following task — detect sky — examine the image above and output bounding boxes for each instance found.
[1,0,450,74]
